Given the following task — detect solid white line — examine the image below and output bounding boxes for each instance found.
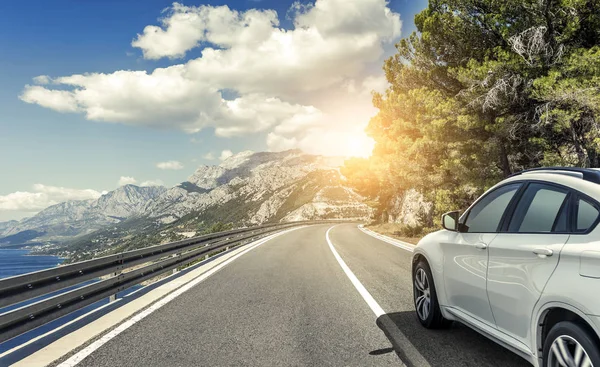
[328,226,430,367]
[357,225,415,253]
[325,226,385,318]
[57,227,304,367]
[0,301,120,359]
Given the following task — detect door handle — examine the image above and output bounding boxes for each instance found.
[533,248,553,257]
[475,243,488,250]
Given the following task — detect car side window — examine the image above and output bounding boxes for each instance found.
[463,183,521,233]
[575,197,600,233]
[507,183,568,233]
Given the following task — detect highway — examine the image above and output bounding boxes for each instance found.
[57,224,529,366]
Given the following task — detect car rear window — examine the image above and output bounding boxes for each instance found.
[576,197,600,232]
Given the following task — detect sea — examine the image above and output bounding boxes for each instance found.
[0,248,63,279]
[0,248,91,356]
[0,247,151,359]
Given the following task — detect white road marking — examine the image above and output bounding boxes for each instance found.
[57,227,305,367]
[357,225,415,252]
[328,225,429,367]
[0,301,120,359]
[325,226,385,318]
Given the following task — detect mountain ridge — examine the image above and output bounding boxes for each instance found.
[1,185,167,240]
[1,150,371,259]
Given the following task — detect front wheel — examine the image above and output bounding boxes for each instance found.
[413,259,451,329]
[543,321,600,367]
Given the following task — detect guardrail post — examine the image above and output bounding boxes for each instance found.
[108,271,121,302]
[172,254,179,274]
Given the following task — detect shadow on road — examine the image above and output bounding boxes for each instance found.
[369,347,394,356]
[377,311,530,367]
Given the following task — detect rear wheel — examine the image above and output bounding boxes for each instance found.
[543,321,600,367]
[413,259,451,329]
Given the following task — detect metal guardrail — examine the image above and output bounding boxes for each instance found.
[0,220,340,343]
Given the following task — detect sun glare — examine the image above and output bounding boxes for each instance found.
[345,134,374,158]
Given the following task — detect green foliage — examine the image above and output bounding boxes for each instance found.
[201,222,233,234]
[340,158,381,198]
[397,224,426,238]
[347,0,600,224]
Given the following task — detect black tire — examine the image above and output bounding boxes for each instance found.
[412,259,452,329]
[543,321,600,367]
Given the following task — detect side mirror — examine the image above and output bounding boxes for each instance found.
[442,211,460,232]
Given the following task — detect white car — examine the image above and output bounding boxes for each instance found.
[412,168,600,367]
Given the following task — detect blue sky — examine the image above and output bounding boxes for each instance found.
[0,0,427,221]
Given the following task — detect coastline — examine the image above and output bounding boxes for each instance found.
[24,253,67,260]
[0,248,65,279]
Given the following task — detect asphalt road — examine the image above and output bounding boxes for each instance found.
[75,224,530,367]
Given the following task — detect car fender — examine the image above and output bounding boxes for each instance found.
[532,300,600,363]
[412,230,452,308]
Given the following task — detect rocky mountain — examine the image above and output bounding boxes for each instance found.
[143,150,354,225]
[2,150,372,259]
[0,220,18,235]
[1,185,167,242]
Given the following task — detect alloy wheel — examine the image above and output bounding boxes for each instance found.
[414,268,431,321]
[548,335,593,367]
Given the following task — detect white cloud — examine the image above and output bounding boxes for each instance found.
[156,160,184,170]
[293,0,400,40]
[118,176,137,186]
[19,0,401,157]
[266,87,379,157]
[362,75,389,95]
[214,95,322,137]
[20,71,318,135]
[140,179,164,187]
[131,3,279,60]
[0,185,102,212]
[20,85,79,113]
[202,152,215,160]
[32,75,51,85]
[219,150,233,161]
[31,184,101,199]
[0,192,55,212]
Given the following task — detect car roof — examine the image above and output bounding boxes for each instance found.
[509,167,600,184]
[497,169,600,201]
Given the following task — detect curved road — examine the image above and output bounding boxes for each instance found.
[70,224,529,367]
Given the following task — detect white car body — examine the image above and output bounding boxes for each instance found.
[413,170,600,366]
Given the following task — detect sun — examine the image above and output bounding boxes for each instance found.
[344,134,374,158]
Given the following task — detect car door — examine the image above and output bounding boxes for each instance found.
[443,183,522,326]
[486,182,571,348]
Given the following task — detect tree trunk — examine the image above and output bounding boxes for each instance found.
[584,140,599,168]
[570,127,586,167]
[499,140,512,177]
